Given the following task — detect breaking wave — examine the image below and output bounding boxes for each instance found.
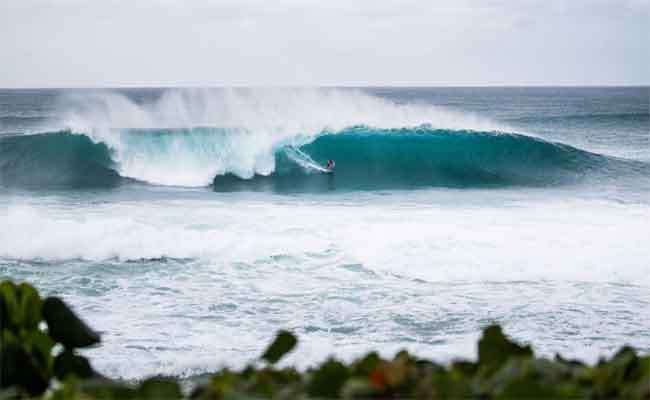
[0,88,647,190]
[1,127,646,191]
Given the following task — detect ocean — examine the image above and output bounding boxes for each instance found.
[1,87,648,380]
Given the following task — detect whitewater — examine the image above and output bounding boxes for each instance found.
[1,87,649,380]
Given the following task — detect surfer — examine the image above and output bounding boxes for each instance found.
[326,159,335,172]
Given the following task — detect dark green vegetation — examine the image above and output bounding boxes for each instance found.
[1,280,649,399]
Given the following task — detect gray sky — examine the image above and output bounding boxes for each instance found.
[1,0,648,87]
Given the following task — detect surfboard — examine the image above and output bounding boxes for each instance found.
[285,147,332,173]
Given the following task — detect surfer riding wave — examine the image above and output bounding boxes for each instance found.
[326,159,335,172]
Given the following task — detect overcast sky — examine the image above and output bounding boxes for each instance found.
[1,0,648,87]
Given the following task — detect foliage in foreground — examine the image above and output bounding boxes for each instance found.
[1,280,649,399]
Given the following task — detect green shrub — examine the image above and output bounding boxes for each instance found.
[0,281,100,398]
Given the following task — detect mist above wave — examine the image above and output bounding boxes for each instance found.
[53,88,504,185]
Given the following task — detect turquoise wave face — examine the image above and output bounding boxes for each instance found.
[215,127,648,192]
[0,131,121,188]
[1,127,647,190]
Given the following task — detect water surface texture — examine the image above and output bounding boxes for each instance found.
[1,87,649,379]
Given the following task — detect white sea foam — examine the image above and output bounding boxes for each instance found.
[58,88,504,186]
[1,192,649,379]
[2,193,649,285]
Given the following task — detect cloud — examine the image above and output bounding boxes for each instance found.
[1,0,647,87]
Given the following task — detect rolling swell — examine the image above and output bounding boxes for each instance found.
[215,127,647,191]
[0,131,121,188]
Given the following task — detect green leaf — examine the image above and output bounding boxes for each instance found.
[210,369,237,396]
[0,292,7,333]
[478,325,533,373]
[0,281,19,331]
[17,283,42,330]
[0,343,49,396]
[222,392,261,400]
[23,329,55,372]
[351,352,381,377]
[138,377,183,399]
[0,387,20,400]
[42,297,100,349]
[54,350,94,380]
[49,375,82,400]
[307,358,350,398]
[0,343,20,389]
[261,330,297,364]
[610,346,640,382]
[496,376,559,399]
[244,367,301,398]
[80,377,138,399]
[189,384,217,400]
[451,360,478,376]
[341,378,378,399]
[592,346,641,398]
[620,355,650,399]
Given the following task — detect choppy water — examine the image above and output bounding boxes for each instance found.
[1,87,649,379]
